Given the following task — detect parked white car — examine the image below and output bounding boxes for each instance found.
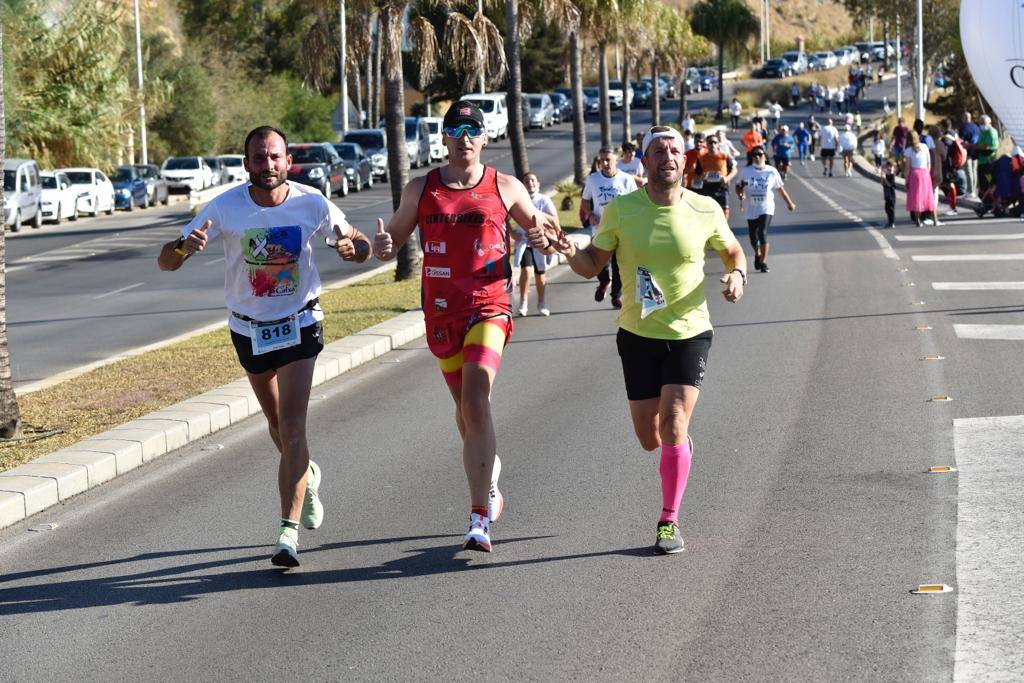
[811,51,839,70]
[460,93,509,141]
[58,167,115,217]
[422,117,446,161]
[40,171,80,224]
[218,154,247,183]
[160,156,213,193]
[4,159,43,231]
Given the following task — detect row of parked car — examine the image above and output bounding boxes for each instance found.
[756,41,898,79]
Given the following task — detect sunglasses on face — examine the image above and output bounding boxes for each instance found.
[753,152,766,157]
[444,124,485,139]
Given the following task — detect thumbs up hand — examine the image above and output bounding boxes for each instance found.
[373,218,394,260]
[333,224,358,261]
[183,219,211,254]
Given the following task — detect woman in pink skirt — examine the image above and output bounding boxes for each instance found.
[905,131,937,226]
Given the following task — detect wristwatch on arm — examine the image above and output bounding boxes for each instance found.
[731,267,747,285]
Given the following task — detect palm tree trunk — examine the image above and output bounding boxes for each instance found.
[505,0,529,178]
[351,59,364,126]
[716,43,725,120]
[570,29,587,186]
[380,3,418,281]
[0,23,21,438]
[372,14,382,125]
[598,40,612,148]
[651,60,660,126]
[621,54,631,145]
[883,19,890,71]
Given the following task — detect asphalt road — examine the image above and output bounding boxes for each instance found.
[2,70,1022,679]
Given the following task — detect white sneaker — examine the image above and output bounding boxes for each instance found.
[300,461,324,529]
[945,208,959,216]
[488,455,504,522]
[923,218,935,226]
[517,303,528,317]
[538,304,550,316]
[462,513,492,552]
[272,527,299,567]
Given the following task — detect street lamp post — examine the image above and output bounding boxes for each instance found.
[895,14,902,114]
[339,0,348,135]
[477,0,485,94]
[915,0,924,120]
[133,0,147,165]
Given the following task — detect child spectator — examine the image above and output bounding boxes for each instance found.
[514,172,558,316]
[881,158,897,228]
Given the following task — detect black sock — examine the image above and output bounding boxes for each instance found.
[280,519,299,530]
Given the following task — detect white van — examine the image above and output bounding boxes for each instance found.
[460,93,509,141]
[3,159,43,231]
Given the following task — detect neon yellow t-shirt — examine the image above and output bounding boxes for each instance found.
[592,187,736,340]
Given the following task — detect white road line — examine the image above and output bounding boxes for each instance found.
[93,282,145,300]
[953,415,1024,681]
[953,324,1024,340]
[896,233,1024,242]
[932,282,1024,291]
[789,173,899,259]
[203,256,226,266]
[913,254,1024,262]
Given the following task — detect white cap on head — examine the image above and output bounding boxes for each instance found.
[642,126,685,155]
[781,124,789,131]
[845,123,852,131]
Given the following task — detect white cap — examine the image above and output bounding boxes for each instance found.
[780,124,789,131]
[845,124,852,131]
[642,127,685,155]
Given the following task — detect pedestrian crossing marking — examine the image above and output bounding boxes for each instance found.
[913,254,1024,262]
[953,324,1024,340]
[896,233,1024,242]
[932,282,1024,291]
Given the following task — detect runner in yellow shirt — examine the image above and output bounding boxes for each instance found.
[529,125,747,554]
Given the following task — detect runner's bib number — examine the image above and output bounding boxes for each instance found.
[705,171,722,183]
[250,314,300,355]
[691,179,704,189]
[636,266,667,319]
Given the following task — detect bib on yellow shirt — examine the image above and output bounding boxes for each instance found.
[593,188,736,341]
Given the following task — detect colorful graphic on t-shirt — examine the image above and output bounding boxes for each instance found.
[242,225,301,297]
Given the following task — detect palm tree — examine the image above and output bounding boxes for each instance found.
[505,0,529,178]
[578,0,619,148]
[617,0,648,145]
[673,12,711,127]
[690,0,757,119]
[0,21,21,437]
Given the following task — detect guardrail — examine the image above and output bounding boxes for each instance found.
[189,180,245,214]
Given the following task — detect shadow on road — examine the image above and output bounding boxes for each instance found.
[0,535,658,615]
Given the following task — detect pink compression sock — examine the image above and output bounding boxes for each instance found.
[658,439,693,524]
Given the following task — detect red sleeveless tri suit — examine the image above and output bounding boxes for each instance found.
[417,165,512,358]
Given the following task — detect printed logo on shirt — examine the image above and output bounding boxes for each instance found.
[434,298,448,312]
[473,238,506,257]
[242,225,301,297]
[425,240,447,254]
[426,266,451,278]
[432,325,448,343]
[423,211,486,226]
[636,266,667,319]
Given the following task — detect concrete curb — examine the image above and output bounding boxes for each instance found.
[0,308,428,530]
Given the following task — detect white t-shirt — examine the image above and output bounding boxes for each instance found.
[582,170,637,221]
[514,192,558,265]
[769,103,783,119]
[730,101,742,116]
[819,125,840,150]
[618,156,646,178]
[871,139,887,156]
[681,117,696,133]
[907,146,931,169]
[739,164,784,220]
[839,131,858,151]
[182,181,348,336]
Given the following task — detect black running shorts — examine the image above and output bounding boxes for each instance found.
[747,214,773,248]
[821,148,836,158]
[616,328,713,400]
[520,246,546,274]
[231,321,324,375]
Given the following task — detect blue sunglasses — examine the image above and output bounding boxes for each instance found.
[444,124,485,139]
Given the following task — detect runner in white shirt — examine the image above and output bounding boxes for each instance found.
[582,147,638,307]
[735,145,796,273]
[838,124,859,176]
[768,100,783,130]
[158,125,372,568]
[617,141,647,187]
[730,98,743,130]
[818,117,840,177]
[681,112,696,133]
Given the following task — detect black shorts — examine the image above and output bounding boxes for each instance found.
[821,148,836,158]
[520,247,546,274]
[747,214,773,247]
[699,182,729,211]
[616,328,712,400]
[230,321,324,375]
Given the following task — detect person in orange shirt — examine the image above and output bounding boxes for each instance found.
[683,132,707,189]
[742,121,764,165]
[695,133,737,218]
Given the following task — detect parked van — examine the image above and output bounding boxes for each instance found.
[3,159,43,231]
[422,116,446,161]
[404,117,432,169]
[460,93,509,141]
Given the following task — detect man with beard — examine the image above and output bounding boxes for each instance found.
[529,126,746,555]
[158,125,372,568]
[373,101,560,553]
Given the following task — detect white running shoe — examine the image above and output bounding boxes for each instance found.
[923,218,935,226]
[301,460,324,529]
[518,303,528,317]
[539,304,550,317]
[462,513,492,552]
[945,209,959,216]
[272,527,299,567]
[488,455,504,522]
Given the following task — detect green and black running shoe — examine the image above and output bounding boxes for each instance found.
[654,521,684,555]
